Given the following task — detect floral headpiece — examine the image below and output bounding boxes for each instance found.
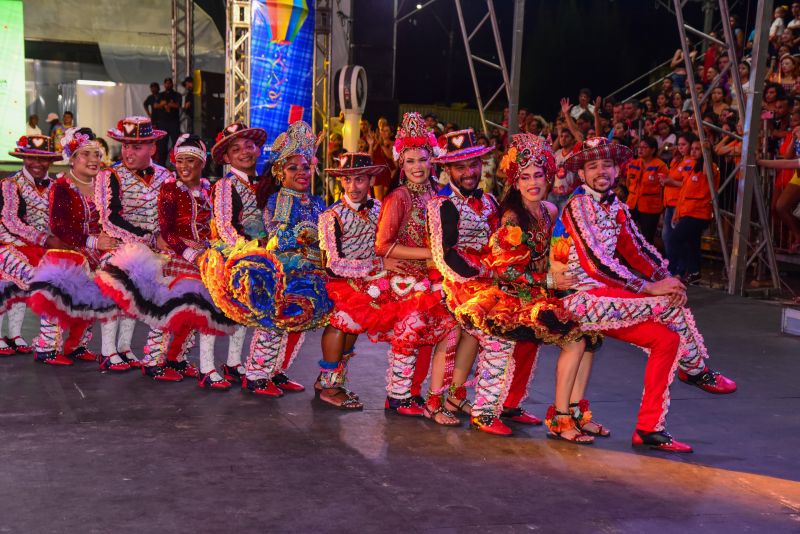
[654,116,672,130]
[269,121,317,174]
[61,127,99,160]
[393,112,442,161]
[499,134,556,185]
[170,133,207,165]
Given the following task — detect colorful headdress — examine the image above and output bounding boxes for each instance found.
[107,116,166,143]
[432,128,493,164]
[392,112,442,161]
[563,136,633,173]
[654,116,673,130]
[61,127,99,160]
[269,120,317,171]
[325,152,387,177]
[9,135,61,160]
[499,134,557,185]
[211,122,267,164]
[171,134,207,164]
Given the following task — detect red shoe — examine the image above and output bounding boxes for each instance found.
[501,406,542,425]
[67,347,99,362]
[385,396,425,417]
[221,363,246,382]
[167,360,200,378]
[243,378,284,397]
[632,430,693,453]
[678,367,737,395]
[141,364,183,382]
[0,344,15,356]
[98,354,131,372]
[118,351,142,369]
[34,351,74,366]
[471,415,513,436]
[198,371,232,390]
[272,372,305,392]
[7,336,33,354]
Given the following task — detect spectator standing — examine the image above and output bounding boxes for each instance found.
[143,82,160,118]
[368,122,396,201]
[626,136,668,244]
[569,88,595,120]
[46,113,65,152]
[759,128,800,253]
[769,54,798,94]
[26,114,42,136]
[154,78,182,164]
[661,132,697,258]
[62,111,75,130]
[181,76,194,134]
[771,6,788,47]
[669,140,719,282]
[549,126,579,213]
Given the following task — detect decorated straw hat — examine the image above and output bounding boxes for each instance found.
[107,116,167,143]
[325,152,387,177]
[499,134,557,185]
[9,135,61,160]
[433,128,493,164]
[269,120,316,168]
[211,122,267,164]
[563,136,633,173]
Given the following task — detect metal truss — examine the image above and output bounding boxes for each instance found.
[313,0,333,200]
[393,0,523,135]
[673,0,779,295]
[225,0,252,124]
[171,0,194,83]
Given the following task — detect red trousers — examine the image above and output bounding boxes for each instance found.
[504,341,540,408]
[603,320,680,432]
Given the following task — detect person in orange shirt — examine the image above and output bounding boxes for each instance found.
[661,132,697,257]
[625,136,668,244]
[668,140,720,282]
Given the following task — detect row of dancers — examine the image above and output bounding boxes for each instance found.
[0,112,736,452]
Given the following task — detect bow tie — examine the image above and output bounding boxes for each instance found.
[456,185,482,200]
[599,191,616,205]
[34,178,50,189]
[357,199,374,212]
[135,167,155,179]
[248,175,260,184]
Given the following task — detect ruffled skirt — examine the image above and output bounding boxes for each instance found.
[200,240,332,332]
[95,243,236,336]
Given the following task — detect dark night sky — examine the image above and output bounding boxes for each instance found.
[394,0,756,118]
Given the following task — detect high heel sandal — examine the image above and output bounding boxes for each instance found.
[544,406,594,444]
[423,393,460,426]
[444,384,473,416]
[570,399,610,437]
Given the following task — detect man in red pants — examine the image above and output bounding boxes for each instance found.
[553,137,736,453]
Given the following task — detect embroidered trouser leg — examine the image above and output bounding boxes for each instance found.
[226,326,246,366]
[245,327,287,381]
[33,318,62,353]
[279,331,306,371]
[503,340,540,409]
[563,287,708,375]
[117,317,137,354]
[386,345,416,400]
[142,328,168,366]
[8,302,27,339]
[198,334,216,374]
[469,329,516,419]
[100,319,118,358]
[410,345,433,397]
[603,321,680,432]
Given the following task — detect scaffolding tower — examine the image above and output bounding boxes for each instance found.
[672,0,779,296]
[171,0,194,84]
[313,0,333,199]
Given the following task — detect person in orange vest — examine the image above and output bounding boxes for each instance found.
[625,136,668,244]
[668,140,719,283]
[660,132,697,258]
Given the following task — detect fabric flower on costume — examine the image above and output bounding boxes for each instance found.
[17,136,28,148]
[367,285,381,299]
[550,236,571,265]
[481,225,530,279]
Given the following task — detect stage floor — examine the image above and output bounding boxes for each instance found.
[1,287,798,533]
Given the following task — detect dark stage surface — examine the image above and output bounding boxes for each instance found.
[1,288,799,533]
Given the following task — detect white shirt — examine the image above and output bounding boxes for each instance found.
[771,17,786,38]
[570,104,595,120]
[26,125,42,136]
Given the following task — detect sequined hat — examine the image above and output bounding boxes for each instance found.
[211,122,268,164]
[392,111,442,162]
[499,134,557,185]
[563,136,633,173]
[325,152,387,177]
[107,116,167,143]
[432,128,493,164]
[171,133,207,164]
[269,120,316,167]
[9,135,61,160]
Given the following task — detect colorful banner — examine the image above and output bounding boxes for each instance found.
[0,1,26,162]
[250,0,315,170]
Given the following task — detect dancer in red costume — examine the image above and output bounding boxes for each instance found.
[95,116,171,373]
[376,112,459,425]
[552,136,736,453]
[0,135,64,357]
[27,128,120,366]
[96,135,237,385]
[317,153,390,409]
